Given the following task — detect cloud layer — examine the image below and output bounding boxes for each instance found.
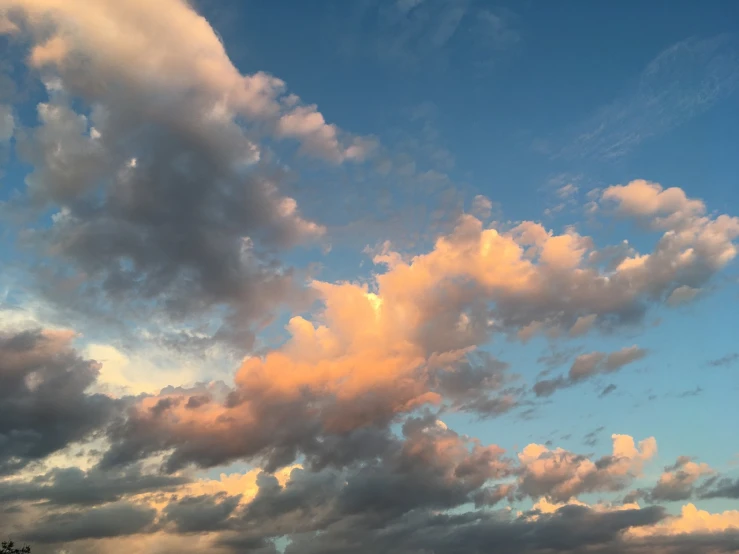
[0,2,738,554]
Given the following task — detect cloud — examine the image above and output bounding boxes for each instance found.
[163,493,241,533]
[0,103,13,141]
[556,183,578,199]
[21,501,156,543]
[95,180,736,472]
[698,477,739,500]
[0,464,188,506]
[515,434,657,503]
[4,0,371,164]
[647,456,715,502]
[626,503,739,538]
[667,285,701,306]
[0,0,380,351]
[534,345,647,397]
[335,0,519,72]
[708,353,739,367]
[0,326,116,474]
[583,426,605,447]
[470,194,493,219]
[262,502,666,554]
[556,35,739,159]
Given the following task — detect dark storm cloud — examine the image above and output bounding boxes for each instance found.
[0,464,188,506]
[0,327,116,474]
[23,501,156,543]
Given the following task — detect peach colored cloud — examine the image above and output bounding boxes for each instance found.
[516,434,657,502]
[627,504,739,538]
[104,181,736,471]
[2,0,373,164]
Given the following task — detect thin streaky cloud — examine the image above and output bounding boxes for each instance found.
[552,35,739,160]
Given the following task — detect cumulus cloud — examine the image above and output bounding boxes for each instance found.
[627,503,739,538]
[1,6,738,552]
[516,434,657,503]
[647,456,715,502]
[0,326,116,474]
[93,179,737,473]
[0,0,380,351]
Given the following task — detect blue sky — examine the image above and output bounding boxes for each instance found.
[1,1,739,553]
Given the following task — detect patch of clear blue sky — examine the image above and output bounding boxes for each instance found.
[2,0,738,475]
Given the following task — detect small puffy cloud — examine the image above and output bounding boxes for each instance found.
[516,434,657,503]
[470,194,494,219]
[568,313,597,336]
[648,456,714,502]
[556,183,578,199]
[667,285,701,306]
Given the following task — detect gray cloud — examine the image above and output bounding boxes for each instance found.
[707,353,739,367]
[229,501,667,554]
[163,493,241,533]
[432,352,522,416]
[0,327,116,474]
[698,477,739,500]
[0,464,188,506]
[22,501,156,543]
[642,456,714,503]
[534,346,647,397]
[3,0,373,353]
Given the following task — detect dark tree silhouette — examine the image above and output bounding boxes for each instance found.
[1,541,31,554]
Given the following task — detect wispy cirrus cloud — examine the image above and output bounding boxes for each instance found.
[550,35,739,160]
[335,0,521,71]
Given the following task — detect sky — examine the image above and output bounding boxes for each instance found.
[0,0,738,553]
